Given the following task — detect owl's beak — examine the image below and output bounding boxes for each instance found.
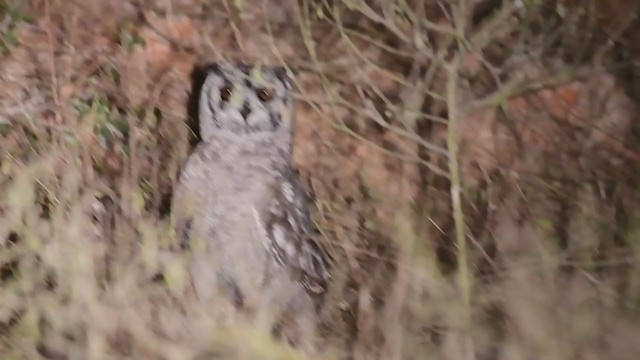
[240,102,251,120]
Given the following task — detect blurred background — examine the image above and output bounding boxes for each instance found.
[1,0,639,359]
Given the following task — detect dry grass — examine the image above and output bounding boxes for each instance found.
[1,0,640,359]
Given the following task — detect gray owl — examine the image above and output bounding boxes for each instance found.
[172,62,330,341]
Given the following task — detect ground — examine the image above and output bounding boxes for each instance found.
[1,1,640,359]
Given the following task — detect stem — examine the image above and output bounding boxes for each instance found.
[448,1,474,358]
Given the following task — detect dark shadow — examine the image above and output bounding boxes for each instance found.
[186,63,221,149]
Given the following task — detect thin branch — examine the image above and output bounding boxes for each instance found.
[448,2,475,359]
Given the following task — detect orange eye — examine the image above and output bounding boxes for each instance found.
[257,88,275,102]
[220,86,232,101]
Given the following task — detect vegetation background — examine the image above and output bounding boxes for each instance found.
[1,0,639,359]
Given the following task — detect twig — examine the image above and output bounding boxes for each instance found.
[448,2,475,359]
[44,0,61,127]
[221,0,245,53]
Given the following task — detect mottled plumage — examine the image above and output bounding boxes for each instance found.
[171,62,329,342]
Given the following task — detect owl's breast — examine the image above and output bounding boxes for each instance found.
[178,140,310,307]
[202,161,284,297]
[208,158,279,202]
[205,157,277,228]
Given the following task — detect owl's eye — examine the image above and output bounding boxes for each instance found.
[257,88,275,102]
[220,86,232,101]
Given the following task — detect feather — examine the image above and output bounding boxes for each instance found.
[259,168,331,295]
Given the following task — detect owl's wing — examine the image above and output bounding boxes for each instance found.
[258,169,331,295]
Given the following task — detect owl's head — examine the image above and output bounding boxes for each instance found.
[198,62,294,143]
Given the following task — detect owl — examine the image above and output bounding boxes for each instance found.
[172,62,330,344]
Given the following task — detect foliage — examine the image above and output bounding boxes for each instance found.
[1,0,639,358]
